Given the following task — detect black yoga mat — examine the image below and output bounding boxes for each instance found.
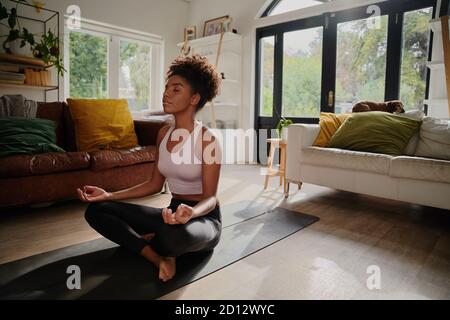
[0,206,319,300]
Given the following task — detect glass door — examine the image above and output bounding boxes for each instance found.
[334,14,389,113]
[282,26,323,118]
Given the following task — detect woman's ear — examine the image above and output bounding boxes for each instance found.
[190,93,201,107]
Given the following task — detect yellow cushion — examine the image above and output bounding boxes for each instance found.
[67,99,138,152]
[313,112,352,147]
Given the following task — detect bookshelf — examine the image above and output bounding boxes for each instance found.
[0,0,60,102]
[426,15,449,118]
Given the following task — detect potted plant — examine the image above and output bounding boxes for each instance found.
[0,0,65,76]
[276,117,293,141]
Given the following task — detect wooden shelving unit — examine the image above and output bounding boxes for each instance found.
[0,82,57,90]
[0,0,60,101]
[426,15,450,118]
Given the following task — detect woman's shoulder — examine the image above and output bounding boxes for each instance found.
[157,124,173,145]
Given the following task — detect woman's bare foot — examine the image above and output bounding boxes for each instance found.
[158,257,176,282]
[142,233,155,241]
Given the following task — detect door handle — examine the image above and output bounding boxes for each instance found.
[327,90,334,107]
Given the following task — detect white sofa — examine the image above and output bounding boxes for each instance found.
[285,124,450,210]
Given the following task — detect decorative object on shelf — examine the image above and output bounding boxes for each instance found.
[184,26,196,41]
[276,117,293,140]
[0,0,65,76]
[31,0,44,12]
[180,40,190,56]
[180,26,195,56]
[203,15,232,37]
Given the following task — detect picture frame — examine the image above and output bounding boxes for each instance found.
[184,26,196,41]
[203,15,232,37]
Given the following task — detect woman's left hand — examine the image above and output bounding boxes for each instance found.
[174,203,194,224]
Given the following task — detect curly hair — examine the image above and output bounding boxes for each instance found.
[167,54,221,112]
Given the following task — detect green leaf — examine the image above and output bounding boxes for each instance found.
[0,6,8,20]
[8,8,16,29]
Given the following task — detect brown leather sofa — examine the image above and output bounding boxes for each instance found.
[0,102,173,209]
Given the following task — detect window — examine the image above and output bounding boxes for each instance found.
[282,27,323,117]
[335,15,388,114]
[400,7,433,110]
[268,0,331,16]
[259,36,275,117]
[65,19,163,116]
[69,31,108,99]
[119,40,152,112]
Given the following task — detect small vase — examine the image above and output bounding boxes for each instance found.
[8,39,33,57]
[281,127,288,141]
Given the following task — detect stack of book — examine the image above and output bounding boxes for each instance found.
[0,53,52,87]
[0,53,46,67]
[24,68,52,86]
[0,70,25,84]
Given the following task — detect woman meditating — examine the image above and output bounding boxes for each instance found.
[77,54,222,282]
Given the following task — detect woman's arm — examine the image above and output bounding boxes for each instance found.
[108,126,170,201]
[191,128,222,218]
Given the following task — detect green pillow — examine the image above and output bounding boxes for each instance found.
[327,111,421,156]
[0,117,65,157]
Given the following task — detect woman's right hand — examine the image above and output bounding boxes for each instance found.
[77,185,111,202]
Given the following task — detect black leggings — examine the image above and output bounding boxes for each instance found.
[84,197,222,257]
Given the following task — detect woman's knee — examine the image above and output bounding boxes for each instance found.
[156,224,217,256]
[84,201,112,224]
[151,225,188,256]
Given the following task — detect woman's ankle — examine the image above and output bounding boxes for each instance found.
[140,245,162,267]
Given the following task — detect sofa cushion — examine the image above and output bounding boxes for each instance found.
[390,156,450,184]
[0,117,65,157]
[89,145,156,172]
[36,102,66,149]
[414,117,450,161]
[302,146,393,174]
[67,99,139,152]
[328,111,422,156]
[313,112,352,147]
[0,151,90,178]
[396,110,425,155]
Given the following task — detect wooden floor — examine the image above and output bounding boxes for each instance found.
[1,164,449,299]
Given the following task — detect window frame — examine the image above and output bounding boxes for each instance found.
[64,17,164,118]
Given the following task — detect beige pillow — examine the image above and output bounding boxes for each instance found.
[397,110,425,155]
[414,117,450,160]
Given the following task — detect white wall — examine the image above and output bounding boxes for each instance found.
[0,0,189,103]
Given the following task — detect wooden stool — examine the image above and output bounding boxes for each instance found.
[263,138,302,197]
[263,138,287,190]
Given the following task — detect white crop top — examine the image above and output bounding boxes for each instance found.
[157,120,203,195]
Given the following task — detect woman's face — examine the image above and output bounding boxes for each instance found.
[162,75,200,114]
